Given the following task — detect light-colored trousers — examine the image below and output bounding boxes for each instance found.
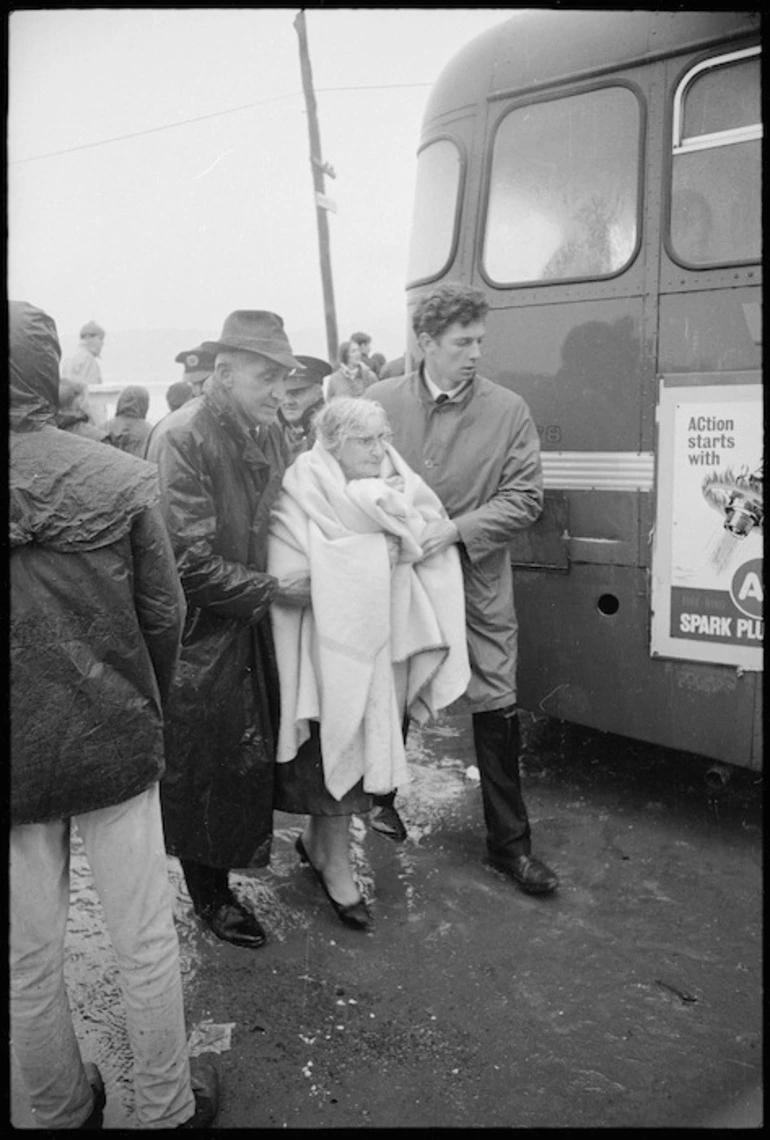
[10,784,196,1129]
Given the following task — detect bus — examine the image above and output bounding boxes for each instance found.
[405,10,762,769]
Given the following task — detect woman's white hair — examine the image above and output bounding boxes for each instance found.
[314,397,389,456]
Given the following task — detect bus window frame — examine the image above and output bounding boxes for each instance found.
[405,133,467,290]
[666,45,762,271]
[478,78,646,291]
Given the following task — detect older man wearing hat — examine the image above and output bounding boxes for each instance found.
[277,354,331,462]
[152,311,310,949]
[61,319,106,387]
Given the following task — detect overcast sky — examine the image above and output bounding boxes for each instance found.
[8,8,511,368]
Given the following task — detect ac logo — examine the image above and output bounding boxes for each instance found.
[730,559,763,620]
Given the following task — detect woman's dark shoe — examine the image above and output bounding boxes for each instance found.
[369,803,408,842]
[295,835,373,931]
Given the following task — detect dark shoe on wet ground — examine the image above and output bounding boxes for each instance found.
[295,835,373,931]
[178,1058,220,1129]
[369,803,408,842]
[485,853,559,894]
[80,1062,106,1129]
[197,896,267,949]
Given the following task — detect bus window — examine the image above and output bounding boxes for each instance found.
[483,87,640,285]
[406,138,463,286]
[670,49,761,266]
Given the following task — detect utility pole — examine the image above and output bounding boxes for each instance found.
[294,10,339,363]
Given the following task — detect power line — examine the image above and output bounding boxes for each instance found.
[9,82,432,165]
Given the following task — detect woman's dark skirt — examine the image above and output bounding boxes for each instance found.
[274,722,372,816]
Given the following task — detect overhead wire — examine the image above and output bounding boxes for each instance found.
[9,82,432,165]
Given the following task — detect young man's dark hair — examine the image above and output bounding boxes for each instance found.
[412,282,489,341]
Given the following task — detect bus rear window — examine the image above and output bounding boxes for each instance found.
[670,50,761,266]
[406,139,462,286]
[483,86,640,285]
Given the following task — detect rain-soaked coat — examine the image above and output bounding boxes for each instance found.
[9,301,185,825]
[366,368,543,712]
[104,385,153,456]
[150,381,290,869]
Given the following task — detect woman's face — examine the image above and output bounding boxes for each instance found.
[346,341,363,367]
[335,410,391,480]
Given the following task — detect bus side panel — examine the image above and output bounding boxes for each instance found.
[513,563,760,768]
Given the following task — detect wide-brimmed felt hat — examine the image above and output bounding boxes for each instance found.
[287,355,332,386]
[175,344,216,374]
[202,310,303,372]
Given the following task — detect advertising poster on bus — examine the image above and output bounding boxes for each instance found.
[651,378,763,671]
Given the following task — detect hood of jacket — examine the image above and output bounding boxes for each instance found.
[9,301,158,551]
[115,385,150,419]
[9,300,61,433]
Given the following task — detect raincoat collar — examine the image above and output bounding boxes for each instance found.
[204,377,273,468]
[414,362,478,410]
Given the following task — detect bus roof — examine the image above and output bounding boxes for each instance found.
[423,9,761,130]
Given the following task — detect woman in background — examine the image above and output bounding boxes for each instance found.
[325,340,378,400]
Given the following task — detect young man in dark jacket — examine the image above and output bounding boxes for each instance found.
[9,300,218,1128]
[151,310,309,949]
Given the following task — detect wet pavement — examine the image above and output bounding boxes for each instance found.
[10,712,763,1129]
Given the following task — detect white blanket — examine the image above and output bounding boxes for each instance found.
[267,441,470,800]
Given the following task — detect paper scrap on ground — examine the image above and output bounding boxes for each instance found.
[188,1019,236,1056]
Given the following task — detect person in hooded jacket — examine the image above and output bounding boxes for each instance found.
[9,300,218,1129]
[151,309,309,951]
[55,377,109,442]
[103,384,153,456]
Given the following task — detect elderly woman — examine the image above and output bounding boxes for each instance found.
[325,339,378,400]
[268,398,469,932]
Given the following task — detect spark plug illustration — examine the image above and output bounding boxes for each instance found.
[702,463,763,539]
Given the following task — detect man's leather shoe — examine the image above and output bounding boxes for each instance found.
[80,1062,106,1129]
[178,1058,220,1128]
[198,897,267,948]
[486,852,559,895]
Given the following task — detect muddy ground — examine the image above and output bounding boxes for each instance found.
[10,712,763,1129]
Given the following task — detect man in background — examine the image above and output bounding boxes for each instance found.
[277,353,330,461]
[174,344,215,396]
[61,319,105,386]
[166,379,195,412]
[350,330,374,372]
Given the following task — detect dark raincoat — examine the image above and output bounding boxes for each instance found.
[151,381,290,869]
[9,301,186,825]
[367,368,543,713]
[104,385,153,456]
